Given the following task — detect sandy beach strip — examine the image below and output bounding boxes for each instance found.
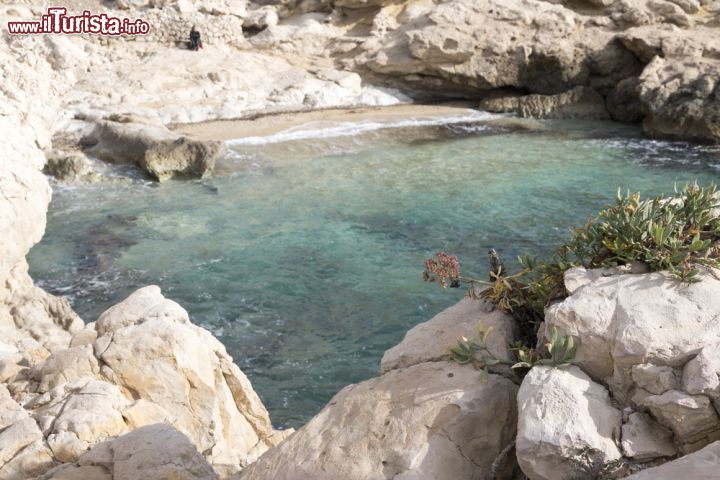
[171,102,480,142]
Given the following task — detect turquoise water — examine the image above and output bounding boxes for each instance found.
[28,113,720,428]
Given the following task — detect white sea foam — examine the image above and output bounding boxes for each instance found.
[227,110,503,146]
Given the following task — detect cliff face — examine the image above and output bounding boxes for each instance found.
[353,0,718,141]
[0,0,719,479]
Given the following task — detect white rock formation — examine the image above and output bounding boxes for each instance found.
[545,268,720,398]
[622,440,720,479]
[682,346,720,398]
[621,412,677,460]
[237,362,519,480]
[380,297,517,374]
[236,298,522,479]
[34,424,220,480]
[516,366,622,480]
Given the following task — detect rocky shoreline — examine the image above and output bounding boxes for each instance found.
[1,0,719,478]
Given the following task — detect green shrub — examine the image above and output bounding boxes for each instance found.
[424,183,720,370]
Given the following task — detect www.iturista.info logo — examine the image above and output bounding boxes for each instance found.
[7,7,150,35]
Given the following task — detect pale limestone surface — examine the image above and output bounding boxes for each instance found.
[237,362,519,480]
[516,366,622,480]
[380,297,517,374]
[622,440,720,480]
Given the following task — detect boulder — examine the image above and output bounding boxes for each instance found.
[641,390,720,448]
[93,286,279,477]
[237,362,519,480]
[34,424,219,480]
[544,269,720,400]
[622,440,720,479]
[140,136,226,181]
[380,297,517,374]
[82,120,226,181]
[30,346,100,393]
[621,412,677,460]
[43,151,97,182]
[638,57,720,142]
[516,366,622,480]
[631,363,679,395]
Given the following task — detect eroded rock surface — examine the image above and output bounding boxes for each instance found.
[238,362,519,480]
[380,297,517,374]
[516,366,622,480]
[34,424,219,480]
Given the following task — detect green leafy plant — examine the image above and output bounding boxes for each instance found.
[449,325,575,380]
[426,183,720,373]
[565,183,720,282]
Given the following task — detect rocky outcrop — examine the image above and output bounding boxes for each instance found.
[480,87,610,120]
[638,57,720,142]
[239,362,519,480]
[524,266,720,465]
[34,424,220,480]
[82,119,226,181]
[237,295,521,480]
[0,285,284,479]
[324,0,717,139]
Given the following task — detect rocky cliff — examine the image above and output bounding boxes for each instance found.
[1,0,719,479]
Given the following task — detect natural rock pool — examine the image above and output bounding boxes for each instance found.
[28,112,720,428]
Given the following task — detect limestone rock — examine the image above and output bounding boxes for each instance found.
[28,378,132,455]
[35,424,219,480]
[43,151,97,182]
[682,346,720,398]
[622,440,720,479]
[545,269,720,399]
[238,362,518,480]
[140,136,226,181]
[480,87,610,120]
[380,297,517,374]
[30,346,100,393]
[93,286,277,476]
[516,366,622,480]
[641,390,720,447]
[631,363,679,395]
[606,77,643,122]
[621,412,677,460]
[0,260,83,363]
[82,120,225,181]
[639,57,720,142]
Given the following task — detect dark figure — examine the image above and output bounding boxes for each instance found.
[488,248,504,280]
[189,26,202,51]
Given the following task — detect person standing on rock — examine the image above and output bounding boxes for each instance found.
[189,26,202,51]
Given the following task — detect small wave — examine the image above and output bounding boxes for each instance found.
[227,110,503,146]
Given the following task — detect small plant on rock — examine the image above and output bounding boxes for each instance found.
[424,183,720,373]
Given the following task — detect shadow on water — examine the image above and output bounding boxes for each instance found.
[77,214,138,273]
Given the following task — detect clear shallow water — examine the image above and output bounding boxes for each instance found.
[28,113,720,428]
